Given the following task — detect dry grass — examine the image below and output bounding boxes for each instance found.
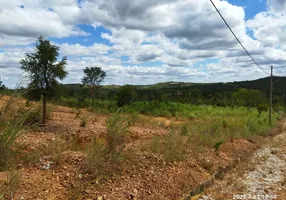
[67,173,85,200]
[106,109,131,152]
[150,130,189,162]
[0,170,21,200]
[83,110,131,179]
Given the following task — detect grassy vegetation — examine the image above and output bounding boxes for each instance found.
[0,96,28,170]
[57,97,117,114]
[0,170,21,200]
[150,131,189,162]
[83,110,131,180]
[58,97,280,121]
[141,104,278,162]
[58,97,279,153]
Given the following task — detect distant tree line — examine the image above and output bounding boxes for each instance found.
[59,83,284,112]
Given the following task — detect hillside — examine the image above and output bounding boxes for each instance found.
[63,76,286,98]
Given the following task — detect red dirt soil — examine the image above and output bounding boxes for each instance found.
[0,97,264,200]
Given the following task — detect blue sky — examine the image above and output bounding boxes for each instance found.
[229,0,267,18]
[1,0,286,88]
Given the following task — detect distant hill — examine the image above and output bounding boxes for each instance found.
[62,76,286,98]
[132,77,286,97]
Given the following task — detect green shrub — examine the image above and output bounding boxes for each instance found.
[84,137,124,180]
[257,104,268,115]
[116,85,136,107]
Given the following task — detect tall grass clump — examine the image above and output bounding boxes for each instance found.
[106,109,131,152]
[84,109,131,179]
[0,96,27,170]
[85,137,109,179]
[150,131,188,162]
[0,170,21,200]
[0,119,25,170]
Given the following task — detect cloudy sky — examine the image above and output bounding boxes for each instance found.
[0,0,286,88]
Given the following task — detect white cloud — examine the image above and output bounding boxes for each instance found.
[247,12,286,50]
[59,43,110,56]
[267,0,286,12]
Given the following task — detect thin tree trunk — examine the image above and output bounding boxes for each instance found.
[42,93,47,124]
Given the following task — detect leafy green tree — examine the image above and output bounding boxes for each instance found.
[0,81,6,90]
[257,104,268,115]
[20,36,68,123]
[232,88,267,108]
[82,67,106,104]
[117,85,137,107]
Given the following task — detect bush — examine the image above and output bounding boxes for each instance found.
[0,96,41,170]
[257,104,268,115]
[116,85,136,107]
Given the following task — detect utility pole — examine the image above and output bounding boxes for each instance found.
[269,65,273,126]
[283,91,285,106]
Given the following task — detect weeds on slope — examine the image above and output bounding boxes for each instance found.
[83,109,131,180]
[150,130,189,162]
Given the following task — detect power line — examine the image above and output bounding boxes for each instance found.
[273,74,286,85]
[209,0,269,76]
